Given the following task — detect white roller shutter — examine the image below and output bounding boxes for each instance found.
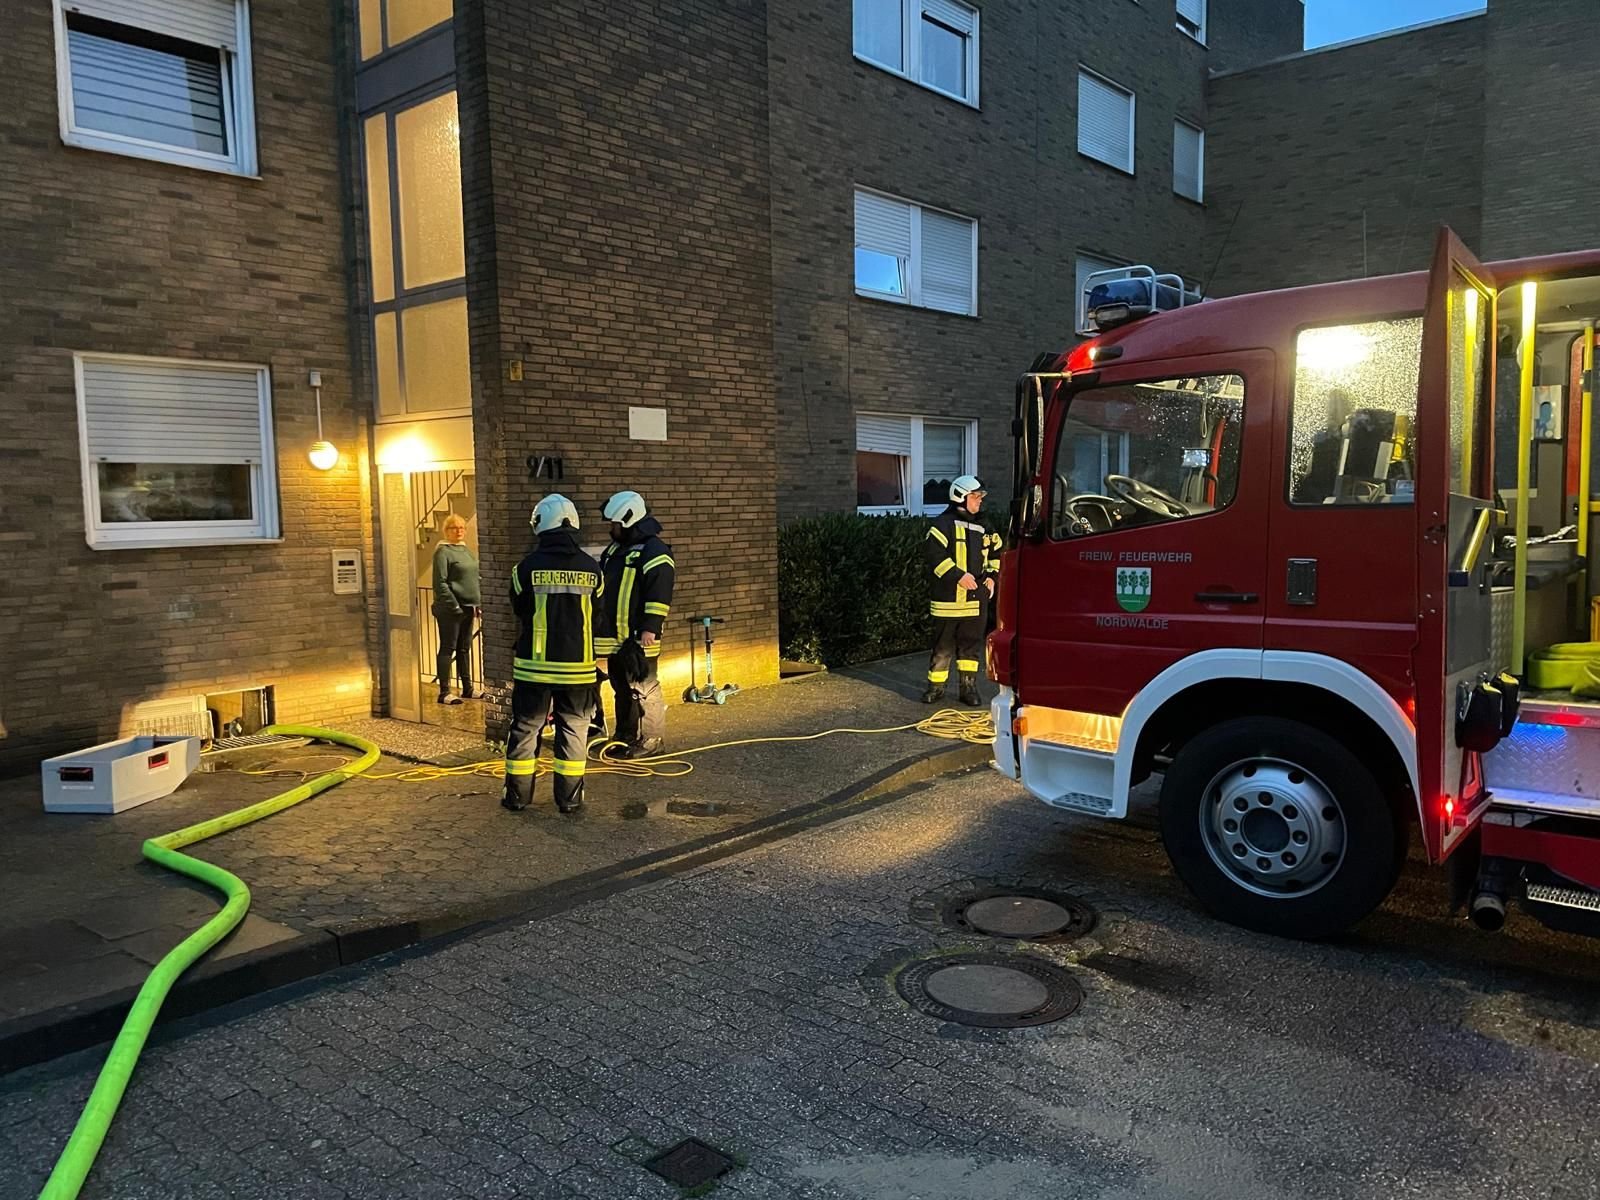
[921,0,974,34]
[66,0,240,49]
[81,358,266,464]
[855,190,913,257]
[1176,0,1204,29]
[1174,121,1203,202]
[1078,70,1134,172]
[920,209,975,315]
[857,414,914,456]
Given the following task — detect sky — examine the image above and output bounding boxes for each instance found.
[1304,0,1487,49]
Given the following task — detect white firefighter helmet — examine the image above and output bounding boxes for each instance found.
[529,493,579,533]
[602,490,648,528]
[949,474,986,503]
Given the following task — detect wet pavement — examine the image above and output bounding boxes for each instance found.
[5,764,1598,1199]
[0,658,981,1045]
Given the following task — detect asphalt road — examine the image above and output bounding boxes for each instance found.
[5,767,1598,1200]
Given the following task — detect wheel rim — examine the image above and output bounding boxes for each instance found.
[1198,757,1346,899]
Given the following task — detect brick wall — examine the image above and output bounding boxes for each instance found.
[459,0,780,739]
[1480,0,1600,259]
[769,0,1300,520]
[1206,0,1304,75]
[0,2,377,769]
[1204,16,1487,297]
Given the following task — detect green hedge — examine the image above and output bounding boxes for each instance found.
[778,510,1004,667]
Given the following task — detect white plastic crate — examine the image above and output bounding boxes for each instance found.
[42,735,201,814]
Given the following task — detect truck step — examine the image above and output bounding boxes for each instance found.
[1525,881,1600,913]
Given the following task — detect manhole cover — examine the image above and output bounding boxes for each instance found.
[937,887,1096,943]
[644,1138,736,1188]
[896,952,1082,1028]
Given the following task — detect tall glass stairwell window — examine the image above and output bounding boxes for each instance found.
[363,89,470,418]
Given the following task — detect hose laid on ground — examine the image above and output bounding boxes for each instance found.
[38,709,990,1197]
[341,707,995,784]
[37,726,380,1200]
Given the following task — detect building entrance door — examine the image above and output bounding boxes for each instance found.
[379,466,481,731]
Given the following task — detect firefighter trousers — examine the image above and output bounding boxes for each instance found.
[607,654,664,747]
[503,680,596,811]
[928,613,984,688]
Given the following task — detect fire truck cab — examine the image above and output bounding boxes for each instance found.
[991,229,1600,940]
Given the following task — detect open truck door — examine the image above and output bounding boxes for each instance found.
[1415,227,1505,864]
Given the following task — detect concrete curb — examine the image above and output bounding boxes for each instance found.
[0,740,992,1075]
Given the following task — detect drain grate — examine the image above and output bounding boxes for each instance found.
[896,951,1082,1028]
[204,734,305,754]
[644,1138,736,1188]
[938,886,1096,944]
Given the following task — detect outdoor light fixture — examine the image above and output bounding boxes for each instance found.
[307,369,338,470]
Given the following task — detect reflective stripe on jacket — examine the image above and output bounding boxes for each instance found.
[925,505,994,619]
[595,518,675,660]
[510,530,603,685]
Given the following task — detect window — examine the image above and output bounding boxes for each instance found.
[857,415,978,515]
[1049,374,1245,539]
[853,0,979,106]
[855,190,978,317]
[1078,69,1135,174]
[363,90,471,418]
[1288,317,1423,505]
[1075,253,1126,335]
[358,0,453,60]
[1173,120,1203,203]
[75,354,278,548]
[1176,0,1207,44]
[53,0,256,175]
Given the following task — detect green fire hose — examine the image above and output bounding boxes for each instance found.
[37,725,380,1200]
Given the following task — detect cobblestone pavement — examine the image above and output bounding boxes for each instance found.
[7,768,1599,1199]
[2,660,962,1023]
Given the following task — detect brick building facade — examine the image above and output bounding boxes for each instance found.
[0,0,377,771]
[458,0,779,722]
[771,0,1303,519]
[11,0,1599,770]
[1205,1,1600,297]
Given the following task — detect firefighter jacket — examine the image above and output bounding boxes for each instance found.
[925,506,999,619]
[595,516,675,660]
[510,529,603,687]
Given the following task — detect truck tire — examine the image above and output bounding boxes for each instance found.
[1158,716,1403,939]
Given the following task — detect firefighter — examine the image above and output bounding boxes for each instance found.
[924,474,995,707]
[595,490,676,757]
[502,494,604,815]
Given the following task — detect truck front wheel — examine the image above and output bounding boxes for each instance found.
[1158,716,1403,939]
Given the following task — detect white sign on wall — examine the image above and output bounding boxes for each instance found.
[628,406,668,442]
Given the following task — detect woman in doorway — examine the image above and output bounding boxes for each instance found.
[432,514,481,704]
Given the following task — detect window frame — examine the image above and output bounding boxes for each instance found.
[358,0,455,63]
[852,0,981,109]
[1285,313,1426,508]
[361,85,472,422]
[1176,0,1207,45]
[1172,118,1204,204]
[74,352,280,550]
[855,413,979,517]
[854,187,979,318]
[1076,67,1136,175]
[1046,371,1247,541]
[52,0,258,177]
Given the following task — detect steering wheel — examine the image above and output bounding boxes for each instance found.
[1059,490,1122,535]
[1106,474,1190,520]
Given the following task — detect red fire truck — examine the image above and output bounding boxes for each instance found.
[990,228,1600,940]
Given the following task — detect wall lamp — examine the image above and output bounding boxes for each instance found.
[307,369,338,470]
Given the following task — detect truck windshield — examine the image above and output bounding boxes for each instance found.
[1050,373,1245,539]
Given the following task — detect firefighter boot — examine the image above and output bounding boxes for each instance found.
[958,675,981,707]
[621,737,664,760]
[501,774,533,812]
[921,684,945,704]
